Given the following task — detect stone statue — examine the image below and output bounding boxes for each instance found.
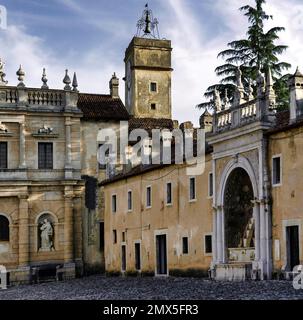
[0,58,8,85]
[256,71,265,97]
[40,219,53,251]
[214,88,222,112]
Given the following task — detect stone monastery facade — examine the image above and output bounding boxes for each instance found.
[0,5,303,284]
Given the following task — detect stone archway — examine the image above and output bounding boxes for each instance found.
[224,167,255,263]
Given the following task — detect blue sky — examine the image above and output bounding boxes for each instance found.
[1,0,303,125]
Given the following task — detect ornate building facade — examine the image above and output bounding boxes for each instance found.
[0,58,128,283]
[101,8,303,281]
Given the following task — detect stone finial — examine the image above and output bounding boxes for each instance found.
[41,68,49,89]
[63,69,71,91]
[223,89,230,110]
[109,72,119,98]
[248,79,254,101]
[265,67,276,108]
[214,88,222,112]
[0,58,8,85]
[236,66,244,89]
[233,66,245,106]
[256,70,265,98]
[72,72,78,92]
[16,65,26,88]
[294,66,303,77]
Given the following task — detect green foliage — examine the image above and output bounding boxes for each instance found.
[198,0,291,111]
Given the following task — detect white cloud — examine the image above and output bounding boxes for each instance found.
[1,0,303,128]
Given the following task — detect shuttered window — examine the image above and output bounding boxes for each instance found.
[38,143,53,169]
[0,142,8,169]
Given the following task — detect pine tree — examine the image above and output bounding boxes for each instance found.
[198,0,291,110]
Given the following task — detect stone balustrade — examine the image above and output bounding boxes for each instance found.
[0,85,77,109]
[215,100,258,132]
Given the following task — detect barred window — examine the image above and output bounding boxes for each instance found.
[0,142,8,169]
[38,143,53,169]
[0,215,9,241]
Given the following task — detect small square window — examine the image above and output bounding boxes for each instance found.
[150,82,157,92]
[151,103,156,110]
[166,182,172,205]
[205,235,212,254]
[272,156,281,185]
[189,177,196,201]
[182,237,189,254]
[112,195,117,213]
[146,186,152,208]
[113,230,117,244]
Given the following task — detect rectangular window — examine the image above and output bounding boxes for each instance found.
[128,190,132,211]
[0,142,8,169]
[182,237,189,254]
[151,103,156,110]
[189,177,196,201]
[121,245,126,272]
[122,231,125,242]
[208,173,213,197]
[112,194,117,213]
[146,186,152,208]
[205,235,212,254]
[135,243,141,271]
[150,82,157,92]
[38,142,53,169]
[166,182,172,205]
[99,222,104,251]
[98,144,110,170]
[272,156,281,185]
[113,230,117,244]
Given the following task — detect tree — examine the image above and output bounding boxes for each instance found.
[198,0,291,110]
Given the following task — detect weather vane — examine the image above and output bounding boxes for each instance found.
[136,3,160,39]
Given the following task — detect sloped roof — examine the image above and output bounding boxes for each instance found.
[78,93,129,121]
[128,117,174,134]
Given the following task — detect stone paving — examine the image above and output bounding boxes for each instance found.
[0,275,303,300]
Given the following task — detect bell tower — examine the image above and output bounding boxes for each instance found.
[124,4,172,119]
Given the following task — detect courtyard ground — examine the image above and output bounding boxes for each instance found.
[0,275,302,300]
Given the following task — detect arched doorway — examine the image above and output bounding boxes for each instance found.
[224,168,255,263]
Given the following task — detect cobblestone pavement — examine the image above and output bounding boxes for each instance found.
[0,275,303,300]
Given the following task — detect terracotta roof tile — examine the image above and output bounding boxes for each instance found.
[128,117,174,134]
[78,93,129,121]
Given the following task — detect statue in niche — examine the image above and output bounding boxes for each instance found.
[39,218,54,251]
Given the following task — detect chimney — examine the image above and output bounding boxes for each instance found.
[199,110,213,133]
[109,73,119,98]
[179,121,194,131]
[289,67,303,123]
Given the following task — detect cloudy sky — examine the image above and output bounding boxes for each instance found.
[0,0,303,125]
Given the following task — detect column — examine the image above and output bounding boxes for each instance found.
[259,201,266,279]
[212,208,217,264]
[64,193,74,263]
[216,207,223,263]
[221,208,226,263]
[65,117,72,168]
[19,122,26,168]
[253,202,260,261]
[18,195,29,266]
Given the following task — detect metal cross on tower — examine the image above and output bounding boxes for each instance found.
[136,3,160,39]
